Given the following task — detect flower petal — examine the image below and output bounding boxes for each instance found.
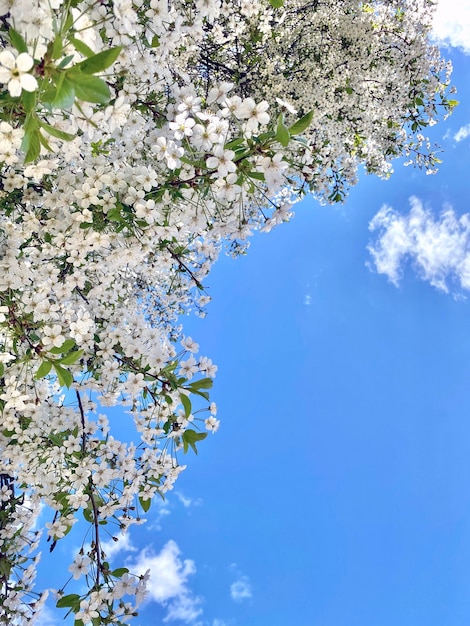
[8,79,21,98]
[0,50,15,69]
[16,53,34,72]
[0,67,11,83]
[20,73,38,92]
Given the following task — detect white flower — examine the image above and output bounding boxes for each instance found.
[198,356,217,377]
[41,325,65,348]
[213,172,242,201]
[207,81,234,105]
[76,598,100,622]
[0,0,14,16]
[169,113,195,140]
[240,98,270,132]
[113,573,138,599]
[182,336,199,353]
[205,416,220,432]
[0,121,23,152]
[179,355,198,379]
[0,51,38,97]
[206,145,236,178]
[69,554,91,580]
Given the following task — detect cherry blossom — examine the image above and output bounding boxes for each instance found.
[0,0,455,623]
[0,50,37,97]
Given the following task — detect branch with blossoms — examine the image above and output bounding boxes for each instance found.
[0,0,455,623]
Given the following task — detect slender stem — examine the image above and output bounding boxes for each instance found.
[76,390,102,586]
[76,390,87,454]
[88,478,102,588]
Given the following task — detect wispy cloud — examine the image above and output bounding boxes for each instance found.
[146,497,171,531]
[367,196,470,293]
[34,605,61,626]
[230,576,252,601]
[175,491,203,509]
[453,124,470,142]
[229,565,253,602]
[432,0,470,54]
[101,531,137,560]
[128,540,203,624]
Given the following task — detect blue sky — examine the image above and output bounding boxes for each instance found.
[36,4,470,626]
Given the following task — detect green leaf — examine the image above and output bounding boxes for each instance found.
[53,491,70,508]
[0,557,12,580]
[37,129,53,152]
[77,46,122,74]
[21,90,36,113]
[192,389,210,401]
[50,35,64,60]
[34,360,52,380]
[50,339,76,354]
[247,171,265,181]
[69,36,95,58]
[9,28,27,53]
[63,8,74,32]
[182,429,208,454]
[225,137,245,150]
[111,567,129,578]
[180,393,192,418]
[68,71,110,104]
[57,54,75,69]
[256,131,275,143]
[107,207,122,221]
[268,0,284,7]
[276,115,290,147]
[22,112,39,137]
[139,496,151,513]
[53,363,73,388]
[48,433,65,447]
[56,594,81,609]
[60,350,83,365]
[42,75,76,109]
[0,363,4,378]
[288,110,314,135]
[21,128,41,163]
[40,122,76,141]
[190,377,213,390]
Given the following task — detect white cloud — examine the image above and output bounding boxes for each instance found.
[230,576,252,602]
[101,531,137,560]
[368,196,470,292]
[432,0,470,54]
[453,124,470,142]
[163,592,203,624]
[146,498,171,531]
[127,540,203,624]
[34,605,61,626]
[175,491,202,509]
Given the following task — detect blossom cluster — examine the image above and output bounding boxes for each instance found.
[0,0,453,623]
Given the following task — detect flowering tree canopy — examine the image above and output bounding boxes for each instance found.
[0,0,454,623]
